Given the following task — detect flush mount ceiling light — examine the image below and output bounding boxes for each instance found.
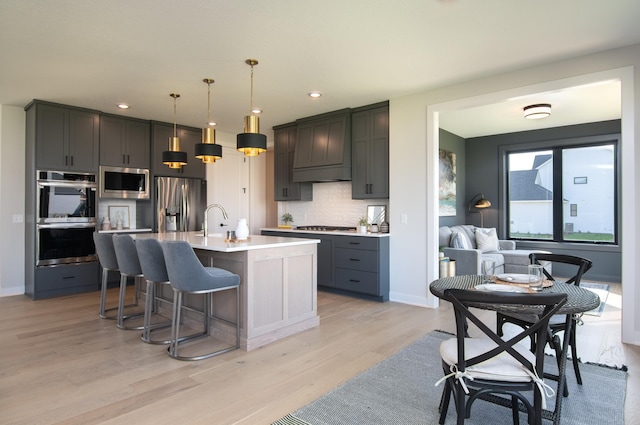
[523,103,551,120]
[237,59,267,157]
[195,78,222,164]
[162,93,187,169]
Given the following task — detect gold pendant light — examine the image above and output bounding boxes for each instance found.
[162,93,187,169]
[195,78,222,163]
[237,59,266,157]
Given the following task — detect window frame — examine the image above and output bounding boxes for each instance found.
[499,134,620,245]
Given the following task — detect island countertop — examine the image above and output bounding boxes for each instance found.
[133,231,320,253]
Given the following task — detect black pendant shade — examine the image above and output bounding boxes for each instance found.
[237,132,267,157]
[162,149,187,169]
[195,141,222,163]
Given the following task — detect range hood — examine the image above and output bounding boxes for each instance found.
[292,109,351,182]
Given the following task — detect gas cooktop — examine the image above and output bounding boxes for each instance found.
[295,225,357,232]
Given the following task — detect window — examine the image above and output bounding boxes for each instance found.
[506,141,617,244]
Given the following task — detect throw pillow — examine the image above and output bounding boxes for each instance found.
[476,228,500,253]
[450,232,471,249]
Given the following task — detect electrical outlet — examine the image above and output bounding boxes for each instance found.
[12,214,24,223]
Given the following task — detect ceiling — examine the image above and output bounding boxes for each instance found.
[1,0,639,139]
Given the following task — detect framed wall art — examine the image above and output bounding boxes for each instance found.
[439,149,456,216]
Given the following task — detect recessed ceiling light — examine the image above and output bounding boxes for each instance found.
[117,103,130,109]
[251,108,262,114]
[208,121,217,126]
[308,91,322,98]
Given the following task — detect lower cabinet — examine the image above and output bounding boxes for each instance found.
[261,230,389,301]
[31,262,99,300]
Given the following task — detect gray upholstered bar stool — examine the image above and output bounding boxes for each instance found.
[161,240,241,361]
[93,232,120,320]
[112,234,146,330]
[135,238,174,344]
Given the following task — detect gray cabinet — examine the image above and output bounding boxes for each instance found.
[151,122,205,179]
[260,230,389,301]
[31,262,99,300]
[28,101,100,172]
[351,102,389,199]
[273,123,312,201]
[334,236,389,301]
[292,109,352,182]
[100,114,150,168]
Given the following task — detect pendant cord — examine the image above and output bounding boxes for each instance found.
[249,64,254,113]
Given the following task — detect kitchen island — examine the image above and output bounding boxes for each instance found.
[134,232,320,351]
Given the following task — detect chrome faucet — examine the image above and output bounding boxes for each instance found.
[203,204,228,236]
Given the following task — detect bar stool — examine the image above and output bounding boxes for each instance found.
[112,234,146,330]
[93,233,119,320]
[135,238,174,344]
[161,240,241,361]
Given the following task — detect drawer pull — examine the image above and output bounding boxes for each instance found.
[349,258,360,262]
[62,276,75,280]
[349,242,360,245]
[349,279,360,283]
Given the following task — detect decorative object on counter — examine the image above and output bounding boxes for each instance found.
[102,217,111,231]
[358,217,369,234]
[370,223,379,233]
[225,230,236,242]
[235,218,250,240]
[279,213,294,229]
[108,206,130,229]
[162,93,187,169]
[195,78,223,163]
[380,220,389,233]
[367,205,386,226]
[236,59,267,157]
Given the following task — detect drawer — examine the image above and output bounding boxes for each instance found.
[335,268,379,295]
[35,262,99,291]
[335,236,378,251]
[335,247,378,272]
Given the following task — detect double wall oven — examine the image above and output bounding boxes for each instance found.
[36,170,97,266]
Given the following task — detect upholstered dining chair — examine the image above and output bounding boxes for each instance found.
[112,233,146,330]
[437,289,567,425]
[135,237,174,344]
[496,253,593,393]
[161,240,241,361]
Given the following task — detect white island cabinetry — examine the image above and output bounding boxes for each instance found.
[134,232,319,351]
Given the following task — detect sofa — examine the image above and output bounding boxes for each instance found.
[439,225,548,276]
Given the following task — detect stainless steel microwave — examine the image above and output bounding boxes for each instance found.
[99,165,149,199]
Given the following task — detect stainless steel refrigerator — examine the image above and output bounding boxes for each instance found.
[155,176,206,233]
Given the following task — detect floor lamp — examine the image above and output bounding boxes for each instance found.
[468,193,491,227]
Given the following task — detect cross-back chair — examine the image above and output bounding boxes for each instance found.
[438,288,567,425]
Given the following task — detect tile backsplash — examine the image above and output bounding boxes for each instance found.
[278,181,387,227]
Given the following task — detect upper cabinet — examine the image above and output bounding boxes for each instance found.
[351,102,389,199]
[100,114,150,168]
[273,123,312,201]
[27,101,100,173]
[151,122,205,180]
[292,109,352,182]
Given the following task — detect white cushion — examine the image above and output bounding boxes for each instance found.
[440,337,535,383]
[450,232,471,249]
[476,228,500,253]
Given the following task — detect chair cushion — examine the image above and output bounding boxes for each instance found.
[476,228,500,252]
[450,232,472,249]
[440,337,535,383]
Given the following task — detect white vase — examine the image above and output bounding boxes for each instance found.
[359,225,368,234]
[235,218,249,240]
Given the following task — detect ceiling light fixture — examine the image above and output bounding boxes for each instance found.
[195,78,222,164]
[117,103,129,109]
[309,91,322,98]
[162,93,187,169]
[237,59,266,157]
[523,103,551,120]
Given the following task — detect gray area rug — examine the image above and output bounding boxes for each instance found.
[272,330,626,425]
[581,282,610,316]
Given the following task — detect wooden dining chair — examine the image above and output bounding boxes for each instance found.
[438,289,567,425]
[496,253,593,392]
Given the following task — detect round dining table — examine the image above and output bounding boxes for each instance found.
[429,274,601,425]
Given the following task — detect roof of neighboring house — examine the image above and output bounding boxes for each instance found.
[509,170,553,201]
[532,154,552,169]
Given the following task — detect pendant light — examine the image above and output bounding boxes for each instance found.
[195,78,223,163]
[162,93,187,169]
[237,59,267,157]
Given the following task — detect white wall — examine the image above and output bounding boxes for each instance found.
[389,43,639,344]
[0,105,26,296]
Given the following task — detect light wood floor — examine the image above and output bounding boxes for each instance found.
[1,286,637,425]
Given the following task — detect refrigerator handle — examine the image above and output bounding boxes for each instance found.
[182,185,189,232]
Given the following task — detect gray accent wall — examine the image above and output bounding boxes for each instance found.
[461,119,621,282]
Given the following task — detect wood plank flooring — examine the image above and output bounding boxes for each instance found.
[0,285,636,425]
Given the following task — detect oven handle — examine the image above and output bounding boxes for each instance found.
[37,180,97,188]
[37,223,97,229]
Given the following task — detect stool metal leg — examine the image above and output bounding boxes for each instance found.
[116,275,145,330]
[98,268,118,320]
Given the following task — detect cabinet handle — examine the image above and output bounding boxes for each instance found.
[349,279,360,283]
[127,154,130,164]
[123,154,126,164]
[349,242,361,245]
[62,276,75,280]
[349,258,360,262]
[70,156,74,166]
[65,155,68,166]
